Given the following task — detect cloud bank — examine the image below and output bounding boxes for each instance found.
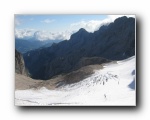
[70,15,135,33]
[34,30,72,41]
[15,29,35,39]
[15,15,135,41]
[70,19,111,33]
[15,29,73,41]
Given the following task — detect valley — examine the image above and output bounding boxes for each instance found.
[15,15,136,106]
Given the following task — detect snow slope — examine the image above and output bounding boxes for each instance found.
[15,56,136,106]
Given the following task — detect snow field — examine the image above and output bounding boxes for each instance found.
[15,56,135,106]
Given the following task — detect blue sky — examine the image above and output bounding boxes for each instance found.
[15,15,134,41]
[15,15,107,32]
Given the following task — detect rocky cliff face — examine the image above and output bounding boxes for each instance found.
[23,16,135,80]
[15,49,27,75]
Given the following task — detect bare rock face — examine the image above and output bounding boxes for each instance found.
[73,57,111,71]
[24,16,135,80]
[15,49,27,75]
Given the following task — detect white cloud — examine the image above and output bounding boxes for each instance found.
[70,19,111,33]
[15,29,73,41]
[15,29,35,39]
[107,15,135,21]
[33,30,72,41]
[41,19,55,24]
[70,15,135,33]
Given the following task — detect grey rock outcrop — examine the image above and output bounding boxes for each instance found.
[15,49,27,75]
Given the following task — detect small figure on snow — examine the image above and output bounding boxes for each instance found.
[104,94,107,100]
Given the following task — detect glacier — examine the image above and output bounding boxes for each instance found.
[15,56,136,106]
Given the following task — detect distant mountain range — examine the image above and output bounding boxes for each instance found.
[23,16,135,80]
[15,39,63,54]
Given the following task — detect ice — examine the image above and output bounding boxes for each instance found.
[15,56,136,106]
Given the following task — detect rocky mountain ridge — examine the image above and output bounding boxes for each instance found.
[23,16,135,80]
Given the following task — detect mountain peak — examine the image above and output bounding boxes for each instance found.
[70,28,88,41]
[114,16,128,23]
[23,16,135,80]
[78,28,87,32]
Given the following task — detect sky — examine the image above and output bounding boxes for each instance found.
[15,15,135,41]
